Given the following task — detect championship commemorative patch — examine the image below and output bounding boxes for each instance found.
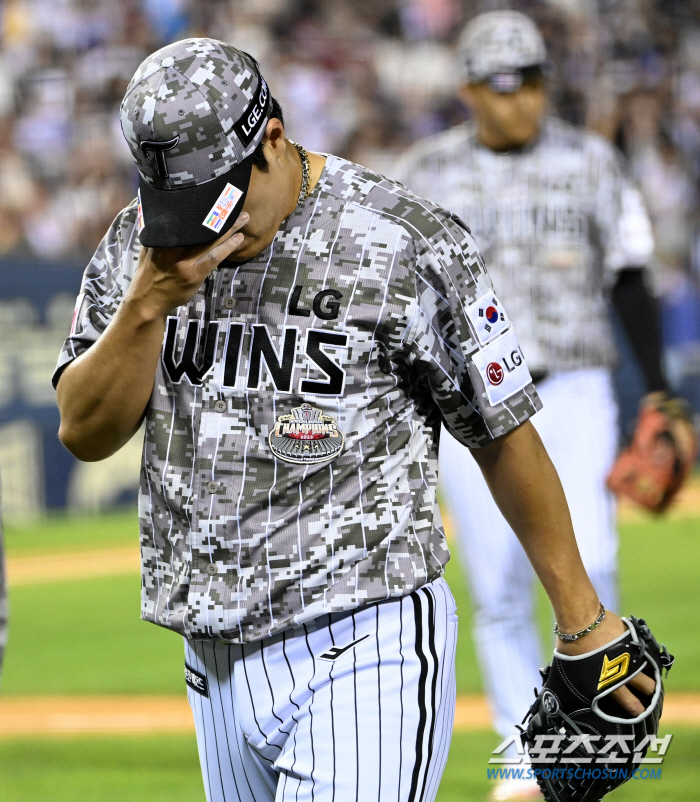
[202,183,243,233]
[466,292,510,346]
[269,403,344,465]
[184,663,209,697]
[471,327,533,406]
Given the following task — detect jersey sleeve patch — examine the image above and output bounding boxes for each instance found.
[471,327,532,406]
[466,292,510,346]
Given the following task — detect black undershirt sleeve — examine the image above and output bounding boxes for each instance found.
[610,267,669,394]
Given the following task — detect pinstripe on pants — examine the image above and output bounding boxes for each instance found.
[185,578,458,802]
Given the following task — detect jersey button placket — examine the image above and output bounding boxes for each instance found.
[189,274,225,598]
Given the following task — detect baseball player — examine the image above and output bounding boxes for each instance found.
[54,39,653,802]
[396,11,668,800]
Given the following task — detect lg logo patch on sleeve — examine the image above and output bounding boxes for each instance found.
[471,327,533,406]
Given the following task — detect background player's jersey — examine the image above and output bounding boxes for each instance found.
[396,118,654,375]
[55,155,540,643]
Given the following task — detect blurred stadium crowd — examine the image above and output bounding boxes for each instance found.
[0,0,699,273]
[2,0,700,518]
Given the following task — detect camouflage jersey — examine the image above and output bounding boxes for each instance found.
[55,155,541,643]
[396,118,654,376]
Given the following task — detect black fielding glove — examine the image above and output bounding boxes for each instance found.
[520,617,674,802]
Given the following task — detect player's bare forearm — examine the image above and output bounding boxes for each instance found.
[469,422,625,650]
[471,421,654,715]
[57,215,248,462]
[57,299,167,461]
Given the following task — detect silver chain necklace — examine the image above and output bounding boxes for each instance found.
[290,140,310,206]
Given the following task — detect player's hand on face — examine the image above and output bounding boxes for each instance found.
[128,211,249,319]
[556,610,656,718]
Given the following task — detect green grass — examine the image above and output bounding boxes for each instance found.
[0,509,698,799]
[0,728,697,802]
[0,734,204,802]
[4,510,137,557]
[617,516,700,689]
[1,574,184,696]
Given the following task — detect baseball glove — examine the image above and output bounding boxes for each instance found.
[607,392,698,513]
[520,617,674,802]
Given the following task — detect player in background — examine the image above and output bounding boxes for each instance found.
[396,11,669,801]
[55,39,654,802]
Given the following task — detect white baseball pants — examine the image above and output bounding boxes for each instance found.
[185,578,458,802]
[439,367,619,742]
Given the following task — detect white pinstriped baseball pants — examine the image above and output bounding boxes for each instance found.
[439,367,619,743]
[185,578,458,802]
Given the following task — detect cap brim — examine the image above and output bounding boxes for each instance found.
[469,60,550,86]
[138,156,254,248]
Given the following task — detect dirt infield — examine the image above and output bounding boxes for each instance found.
[0,696,193,736]
[0,693,698,737]
[6,547,140,587]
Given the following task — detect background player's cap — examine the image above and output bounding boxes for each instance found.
[120,38,273,248]
[457,11,548,87]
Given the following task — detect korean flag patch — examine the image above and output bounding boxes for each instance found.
[466,292,510,346]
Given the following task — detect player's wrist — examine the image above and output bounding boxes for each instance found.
[555,610,627,656]
[549,593,602,639]
[120,293,170,328]
[554,601,606,642]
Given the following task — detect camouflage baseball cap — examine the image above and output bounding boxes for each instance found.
[457,11,547,85]
[120,38,273,248]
